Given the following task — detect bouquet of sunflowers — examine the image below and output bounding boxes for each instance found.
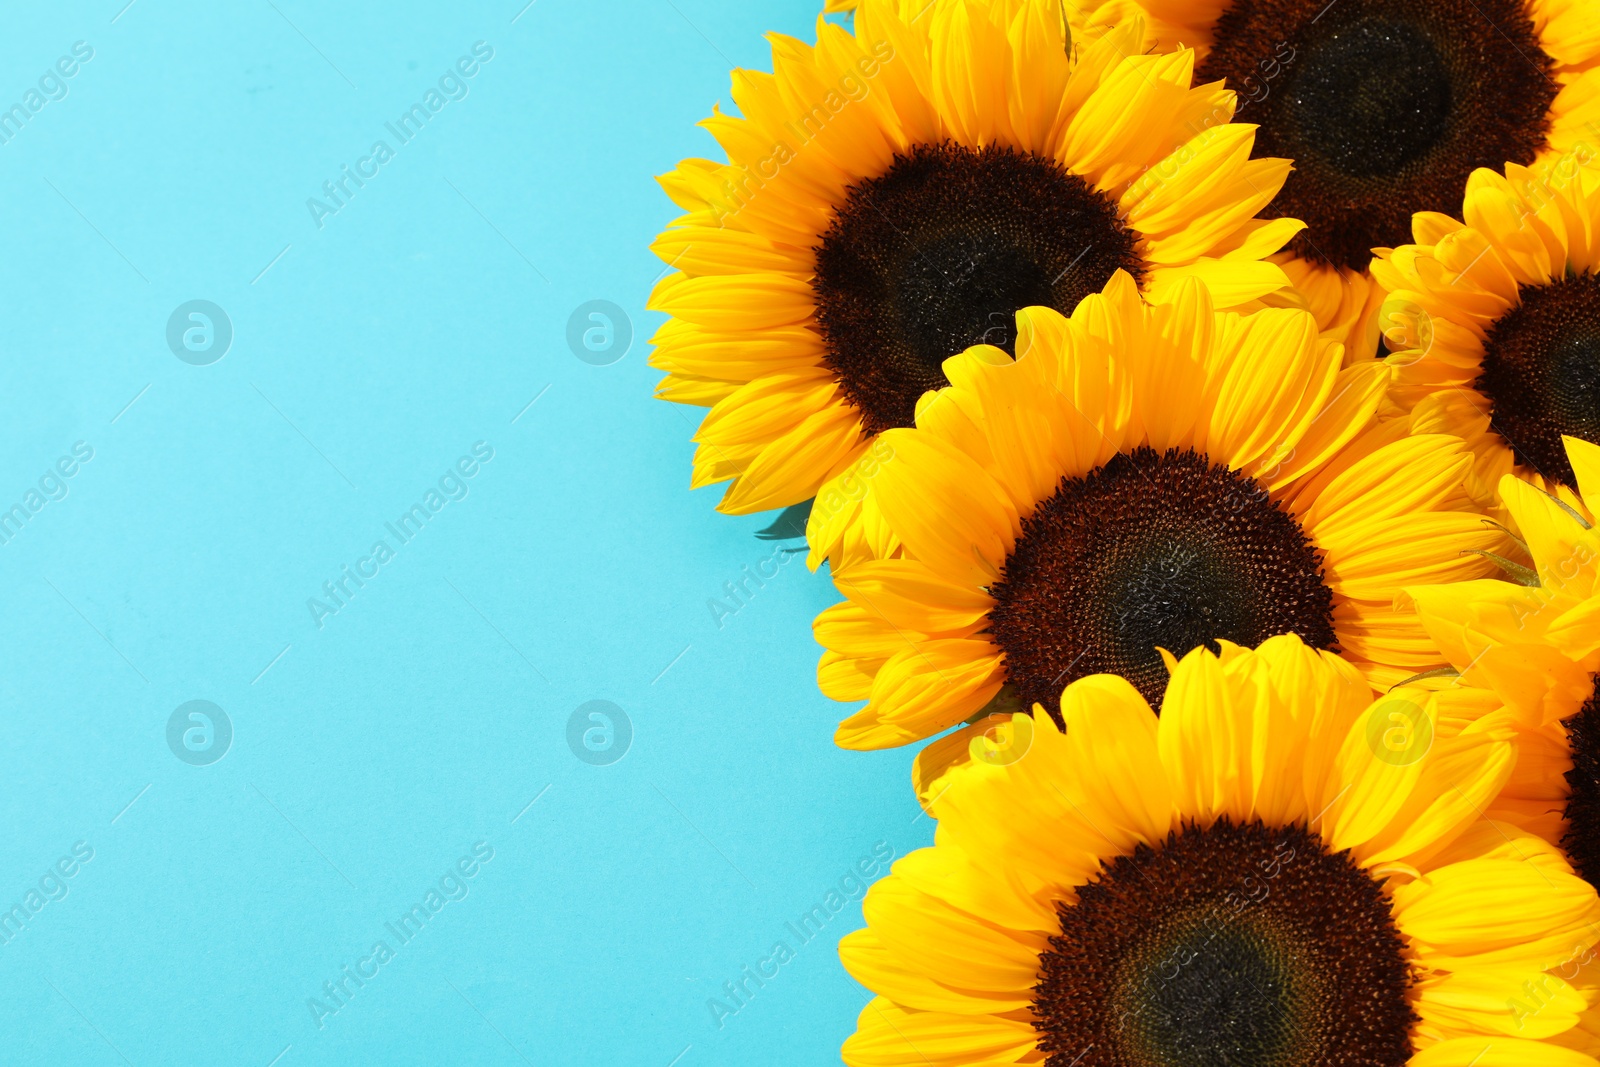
[652,0,1600,1062]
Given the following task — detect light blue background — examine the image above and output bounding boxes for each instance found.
[0,2,926,1063]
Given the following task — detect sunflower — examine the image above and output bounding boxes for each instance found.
[1375,160,1600,506]
[1399,436,1600,1055]
[839,635,1600,1067]
[813,272,1501,750]
[649,0,1305,516]
[1058,0,1600,363]
[1407,433,1600,856]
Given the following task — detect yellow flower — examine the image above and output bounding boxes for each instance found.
[1390,438,1600,1055]
[1408,436,1600,728]
[1375,160,1600,506]
[814,273,1499,750]
[839,636,1600,1067]
[1073,0,1600,362]
[649,0,1302,515]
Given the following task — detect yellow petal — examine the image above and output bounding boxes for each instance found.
[1410,1037,1600,1067]
[843,997,1039,1067]
[869,430,1019,586]
[862,878,1046,993]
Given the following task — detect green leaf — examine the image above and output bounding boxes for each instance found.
[1548,491,1594,531]
[1389,666,1460,690]
[1462,548,1540,587]
[1479,518,1529,555]
[755,499,812,541]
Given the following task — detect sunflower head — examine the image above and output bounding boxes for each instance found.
[1402,436,1600,1055]
[813,273,1502,751]
[1405,433,1600,843]
[841,635,1600,1067]
[1067,0,1600,363]
[1376,158,1600,505]
[1408,435,1600,728]
[649,0,1302,519]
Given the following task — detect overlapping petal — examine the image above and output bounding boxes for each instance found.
[815,273,1498,749]
[652,0,1298,520]
[840,638,1600,1067]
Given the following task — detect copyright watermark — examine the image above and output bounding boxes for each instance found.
[1363,696,1432,766]
[566,699,631,765]
[566,300,632,366]
[165,300,232,365]
[166,700,233,766]
[968,711,1033,768]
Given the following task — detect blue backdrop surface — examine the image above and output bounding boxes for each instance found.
[0,2,927,1063]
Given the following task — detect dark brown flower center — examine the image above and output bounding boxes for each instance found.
[1562,673,1600,883]
[1196,0,1557,272]
[812,142,1144,434]
[1480,272,1600,487]
[1035,819,1416,1067]
[988,448,1336,712]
